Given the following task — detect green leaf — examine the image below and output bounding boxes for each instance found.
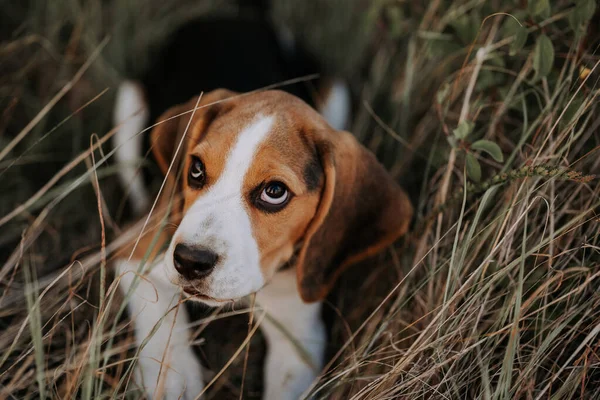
[450,14,471,44]
[502,16,528,56]
[502,16,520,37]
[528,0,551,19]
[466,153,482,182]
[450,13,481,44]
[568,11,580,32]
[569,0,597,32]
[510,27,528,56]
[533,34,554,80]
[425,37,462,60]
[471,140,504,162]
[447,135,458,148]
[453,121,474,140]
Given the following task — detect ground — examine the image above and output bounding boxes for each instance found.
[1,0,599,399]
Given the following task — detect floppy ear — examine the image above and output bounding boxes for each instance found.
[296,129,413,302]
[149,89,236,220]
[150,89,236,175]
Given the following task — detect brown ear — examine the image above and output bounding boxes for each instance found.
[149,89,236,221]
[296,129,413,302]
[150,89,236,175]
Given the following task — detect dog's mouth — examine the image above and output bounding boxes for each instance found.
[182,286,234,304]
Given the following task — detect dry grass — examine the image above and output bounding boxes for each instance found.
[1,0,599,399]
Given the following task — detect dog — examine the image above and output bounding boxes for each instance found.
[112,6,412,400]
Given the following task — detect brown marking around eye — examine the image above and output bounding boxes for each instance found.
[242,118,325,280]
[181,113,246,209]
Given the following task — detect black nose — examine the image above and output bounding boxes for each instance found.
[173,244,218,280]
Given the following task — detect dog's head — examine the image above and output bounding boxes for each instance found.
[150,89,412,305]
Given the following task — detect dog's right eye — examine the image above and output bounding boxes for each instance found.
[253,181,292,213]
[188,156,206,189]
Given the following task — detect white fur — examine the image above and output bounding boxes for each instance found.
[257,269,325,400]
[165,115,275,303]
[320,79,351,131]
[118,256,325,400]
[117,259,204,400]
[113,80,151,215]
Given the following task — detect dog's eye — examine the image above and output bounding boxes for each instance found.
[188,156,206,189]
[256,181,290,211]
[261,182,288,204]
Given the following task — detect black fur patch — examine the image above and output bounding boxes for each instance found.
[298,130,323,192]
[303,157,322,192]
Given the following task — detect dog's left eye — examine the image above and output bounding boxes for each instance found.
[256,181,290,210]
[188,156,206,189]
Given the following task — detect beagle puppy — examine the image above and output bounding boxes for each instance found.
[112,9,412,400]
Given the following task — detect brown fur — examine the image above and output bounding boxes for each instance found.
[295,129,413,302]
[143,89,413,303]
[246,122,324,279]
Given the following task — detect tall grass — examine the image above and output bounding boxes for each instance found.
[1,0,599,399]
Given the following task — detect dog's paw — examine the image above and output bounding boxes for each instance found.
[135,346,205,400]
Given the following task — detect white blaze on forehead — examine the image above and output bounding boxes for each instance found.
[166,115,275,300]
[212,115,275,198]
